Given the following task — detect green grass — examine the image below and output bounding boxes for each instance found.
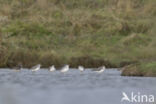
[122,62,156,77]
[140,62,156,74]
[0,0,156,74]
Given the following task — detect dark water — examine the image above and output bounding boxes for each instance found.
[0,69,156,104]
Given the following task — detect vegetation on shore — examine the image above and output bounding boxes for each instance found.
[0,0,156,76]
[121,62,156,77]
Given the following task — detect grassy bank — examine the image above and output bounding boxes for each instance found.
[121,62,156,77]
[0,0,156,75]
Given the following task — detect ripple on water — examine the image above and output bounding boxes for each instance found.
[0,68,156,104]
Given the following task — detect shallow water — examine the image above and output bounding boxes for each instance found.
[0,68,156,104]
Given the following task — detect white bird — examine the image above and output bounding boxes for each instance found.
[60,65,69,73]
[78,65,84,72]
[49,65,56,72]
[94,66,106,73]
[31,64,41,72]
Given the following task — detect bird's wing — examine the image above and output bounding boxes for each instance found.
[94,67,102,71]
[31,65,39,69]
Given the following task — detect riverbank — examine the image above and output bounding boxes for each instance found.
[0,0,156,76]
[121,62,156,77]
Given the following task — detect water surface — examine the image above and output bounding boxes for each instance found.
[0,68,156,104]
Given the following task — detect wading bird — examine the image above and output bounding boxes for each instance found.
[31,64,41,72]
[13,63,23,72]
[94,66,106,73]
[78,65,84,72]
[60,65,69,73]
[49,65,56,72]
